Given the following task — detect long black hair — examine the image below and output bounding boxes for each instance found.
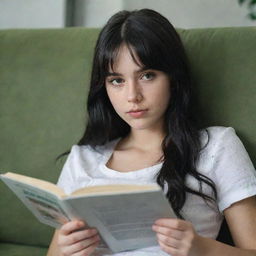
[74,9,217,218]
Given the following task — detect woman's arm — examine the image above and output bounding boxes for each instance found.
[47,230,61,256]
[153,196,256,256]
[223,195,256,250]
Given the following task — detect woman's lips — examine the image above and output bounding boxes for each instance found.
[127,109,148,118]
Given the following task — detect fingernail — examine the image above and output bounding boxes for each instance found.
[78,221,84,226]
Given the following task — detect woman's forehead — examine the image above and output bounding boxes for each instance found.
[108,43,144,72]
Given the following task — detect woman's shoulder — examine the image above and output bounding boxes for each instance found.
[199,126,237,149]
[197,125,255,175]
[198,127,256,212]
[200,125,235,138]
[197,126,244,171]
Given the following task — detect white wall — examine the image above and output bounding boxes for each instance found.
[0,0,255,29]
[74,0,124,27]
[0,0,66,29]
[81,0,255,28]
[123,0,255,28]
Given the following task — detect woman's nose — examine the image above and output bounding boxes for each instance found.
[127,80,143,103]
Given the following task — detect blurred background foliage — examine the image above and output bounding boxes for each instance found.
[239,0,256,19]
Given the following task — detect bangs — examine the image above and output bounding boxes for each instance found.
[102,42,146,76]
[99,14,173,78]
[101,34,161,76]
[125,23,169,71]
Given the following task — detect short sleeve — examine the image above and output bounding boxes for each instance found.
[211,127,256,212]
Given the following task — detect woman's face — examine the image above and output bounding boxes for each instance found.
[105,44,171,133]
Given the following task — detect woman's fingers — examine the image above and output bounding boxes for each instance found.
[72,240,100,256]
[57,220,101,255]
[158,240,180,255]
[152,224,183,240]
[156,232,181,248]
[60,220,86,236]
[64,228,99,246]
[154,218,188,230]
[153,218,197,256]
[61,234,100,255]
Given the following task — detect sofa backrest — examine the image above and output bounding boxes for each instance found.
[180,26,256,164]
[0,27,255,248]
[0,28,100,247]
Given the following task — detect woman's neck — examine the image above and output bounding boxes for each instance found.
[123,128,166,152]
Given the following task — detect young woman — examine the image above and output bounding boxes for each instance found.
[47,9,256,256]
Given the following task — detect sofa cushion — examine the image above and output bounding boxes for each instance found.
[0,243,48,256]
[179,27,256,166]
[0,28,99,247]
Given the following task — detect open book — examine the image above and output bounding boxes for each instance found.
[0,172,176,253]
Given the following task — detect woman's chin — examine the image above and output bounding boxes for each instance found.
[128,121,152,131]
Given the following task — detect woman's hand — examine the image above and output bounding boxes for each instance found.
[57,220,100,256]
[152,218,200,256]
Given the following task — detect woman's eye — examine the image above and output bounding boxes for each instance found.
[109,78,123,86]
[141,72,155,81]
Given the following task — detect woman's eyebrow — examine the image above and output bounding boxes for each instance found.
[134,67,149,73]
[106,67,149,77]
[106,71,121,77]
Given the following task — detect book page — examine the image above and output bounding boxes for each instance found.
[64,190,176,252]
[0,175,70,228]
[1,172,65,197]
[71,184,159,196]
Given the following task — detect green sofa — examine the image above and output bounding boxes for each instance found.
[0,26,255,255]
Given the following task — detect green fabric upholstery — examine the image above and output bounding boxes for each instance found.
[180,27,256,166]
[0,28,99,248]
[0,27,255,254]
[0,243,47,255]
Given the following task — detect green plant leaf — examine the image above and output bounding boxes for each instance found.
[249,0,256,6]
[238,0,247,5]
[249,12,256,19]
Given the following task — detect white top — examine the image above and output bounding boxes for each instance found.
[57,126,256,256]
